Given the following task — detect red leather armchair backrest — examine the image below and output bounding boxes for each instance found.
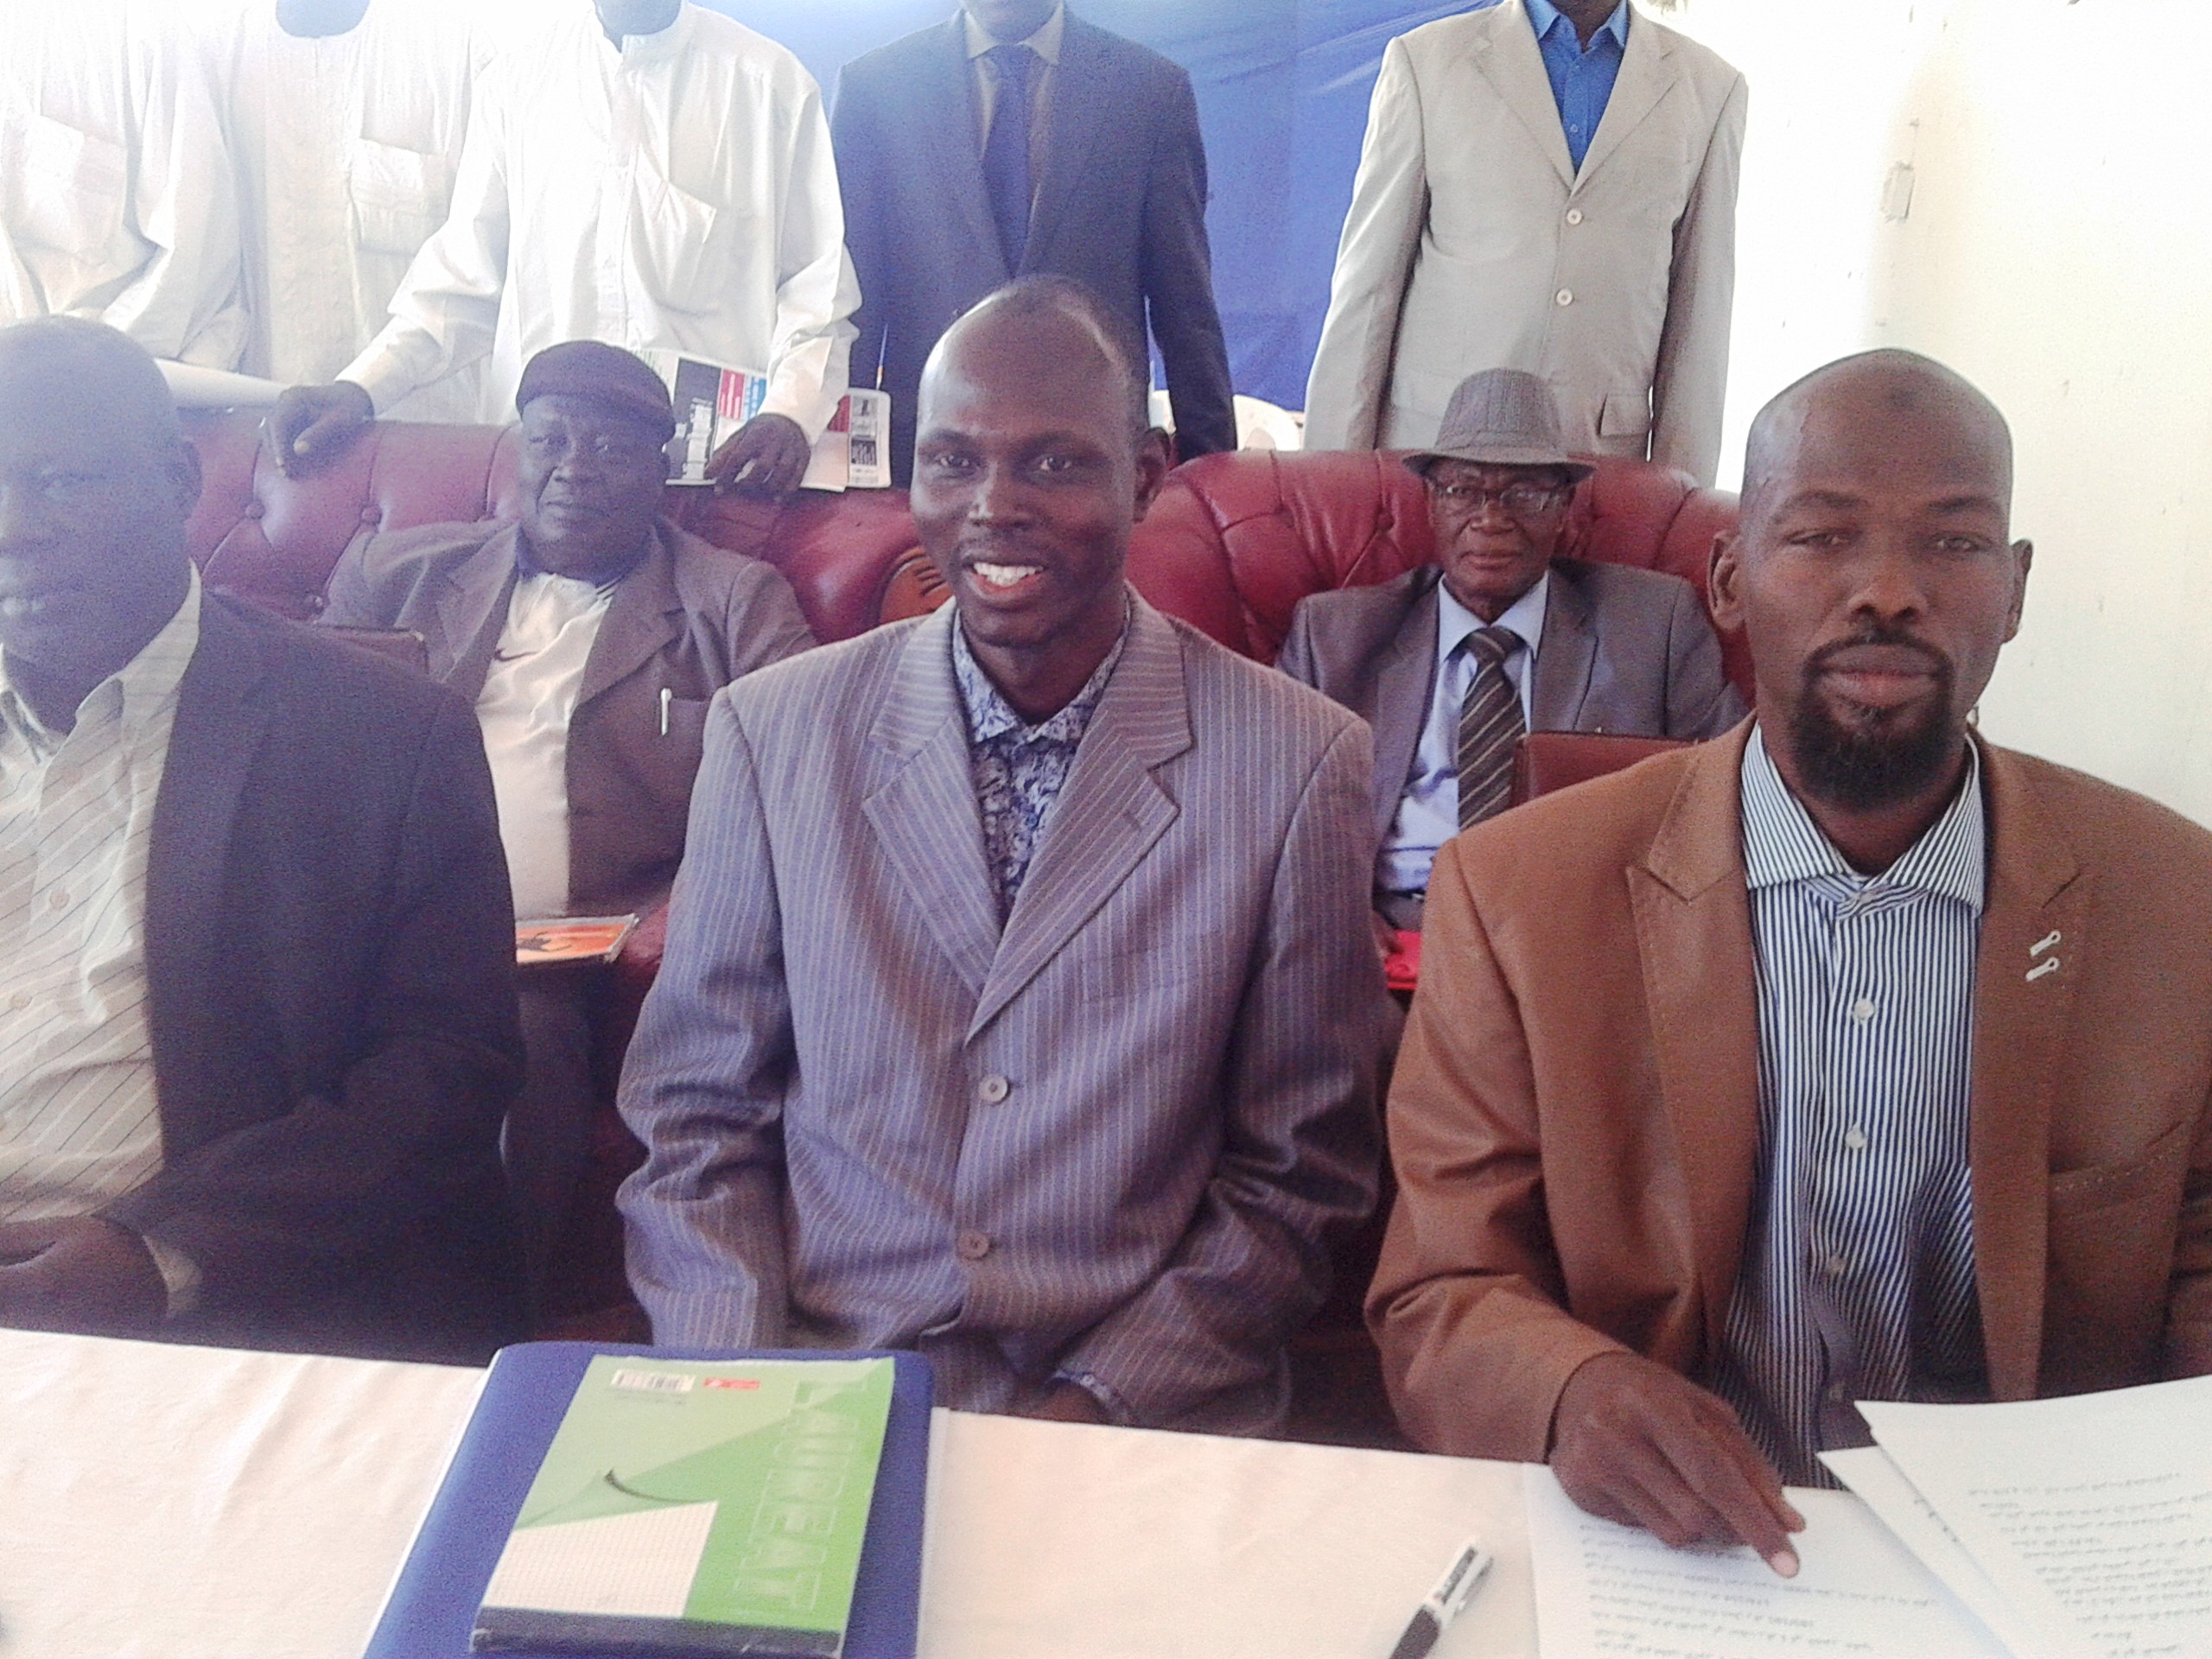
[181,411,1747,696]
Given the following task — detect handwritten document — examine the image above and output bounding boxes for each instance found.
[1522,1465,2007,1659]
[1860,1376,2212,1659]
[1820,1446,2016,1649]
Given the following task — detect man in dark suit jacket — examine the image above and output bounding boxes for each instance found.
[1278,368,1742,936]
[320,340,816,1294]
[0,317,522,1363]
[832,0,1236,484]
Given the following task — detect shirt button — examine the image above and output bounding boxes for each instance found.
[1844,1126,1869,1152]
[1823,1254,1850,1278]
[1566,207,1584,226]
[977,1074,1011,1105]
[1850,996,1876,1022]
[1555,288,1574,307]
[957,1230,993,1262]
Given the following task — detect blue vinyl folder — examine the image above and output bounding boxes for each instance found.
[364,1344,932,1659]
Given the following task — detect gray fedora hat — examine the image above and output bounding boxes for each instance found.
[1400,367,1594,482]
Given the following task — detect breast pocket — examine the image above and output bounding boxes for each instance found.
[6,111,130,262]
[346,137,454,257]
[633,168,751,319]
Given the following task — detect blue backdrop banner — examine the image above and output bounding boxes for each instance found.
[707,2,1478,410]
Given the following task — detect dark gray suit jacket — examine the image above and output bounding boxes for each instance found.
[831,10,1236,483]
[1275,560,1745,849]
[320,518,816,915]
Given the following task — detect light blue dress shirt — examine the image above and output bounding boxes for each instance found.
[1524,0,1630,171]
[1708,727,1986,1487]
[1376,573,1548,899]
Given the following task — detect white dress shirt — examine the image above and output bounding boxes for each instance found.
[476,568,613,919]
[963,0,1065,164]
[340,0,858,435]
[0,573,200,1226]
[1376,571,1548,899]
[0,0,244,365]
[205,0,486,418]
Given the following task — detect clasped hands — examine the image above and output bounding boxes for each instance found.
[1552,1350,1805,1578]
[0,1215,165,1336]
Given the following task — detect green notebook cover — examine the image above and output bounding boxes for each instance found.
[471,1356,895,1658]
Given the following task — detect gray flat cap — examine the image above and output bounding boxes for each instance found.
[1400,368,1594,482]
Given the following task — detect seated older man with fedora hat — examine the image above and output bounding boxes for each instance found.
[1281,367,1744,941]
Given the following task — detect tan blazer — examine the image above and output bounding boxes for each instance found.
[1370,722,2212,1461]
[1304,1,1746,485]
[321,518,816,913]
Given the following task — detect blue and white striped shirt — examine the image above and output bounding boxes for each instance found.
[1708,726,1987,1485]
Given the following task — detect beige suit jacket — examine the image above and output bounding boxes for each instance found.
[1370,722,2212,1461]
[1304,1,1746,485]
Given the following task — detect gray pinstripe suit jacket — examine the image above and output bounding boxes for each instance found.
[617,594,1386,1433]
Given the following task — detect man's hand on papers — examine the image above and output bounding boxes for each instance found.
[265,381,376,477]
[1550,1351,1805,1578]
[707,412,810,498]
[0,1216,164,1335]
[1025,1382,1111,1426]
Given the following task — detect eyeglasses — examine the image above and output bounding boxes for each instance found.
[1429,480,1570,517]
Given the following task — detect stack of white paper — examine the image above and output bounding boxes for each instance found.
[1823,1376,2212,1659]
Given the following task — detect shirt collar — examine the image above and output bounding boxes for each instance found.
[596,2,692,67]
[1740,722,1987,912]
[1526,0,1630,54]
[950,594,1128,748]
[1438,569,1548,666]
[514,519,656,592]
[963,2,1066,64]
[0,566,203,756]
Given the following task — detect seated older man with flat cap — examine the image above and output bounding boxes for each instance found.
[1280,367,1743,940]
[321,339,816,1299]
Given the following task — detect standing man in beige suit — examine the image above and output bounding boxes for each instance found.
[1305,0,1746,486]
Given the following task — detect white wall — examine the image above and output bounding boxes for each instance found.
[1666,0,2212,825]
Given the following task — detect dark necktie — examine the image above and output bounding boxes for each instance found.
[1456,626,1525,831]
[982,42,1036,271]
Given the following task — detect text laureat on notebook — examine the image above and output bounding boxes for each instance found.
[471,1356,895,1657]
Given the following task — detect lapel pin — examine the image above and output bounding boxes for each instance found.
[2026,957,2060,983]
[2031,931,2062,957]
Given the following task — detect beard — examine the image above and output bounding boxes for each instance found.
[1786,630,1962,813]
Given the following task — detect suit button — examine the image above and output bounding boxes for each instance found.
[957,1230,992,1262]
[977,1074,1010,1105]
[7,991,29,1012]
[48,890,68,912]
[1566,207,1584,226]
[1555,288,1574,307]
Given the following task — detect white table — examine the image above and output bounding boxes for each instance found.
[0,1329,1535,1659]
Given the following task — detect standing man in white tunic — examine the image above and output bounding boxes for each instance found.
[204,0,488,421]
[0,0,245,366]
[269,0,857,495]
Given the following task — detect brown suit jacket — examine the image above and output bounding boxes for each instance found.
[321,518,817,913]
[1370,721,2212,1461]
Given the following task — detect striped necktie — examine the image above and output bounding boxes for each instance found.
[1455,626,1525,831]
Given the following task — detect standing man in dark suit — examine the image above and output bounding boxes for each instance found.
[0,317,522,1362]
[319,340,817,1298]
[1278,368,1741,940]
[831,1,1237,485]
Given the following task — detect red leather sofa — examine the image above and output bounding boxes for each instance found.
[177,410,1745,1364]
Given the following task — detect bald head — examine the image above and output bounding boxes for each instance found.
[1742,349,2012,527]
[925,276,1152,448]
[0,318,199,729]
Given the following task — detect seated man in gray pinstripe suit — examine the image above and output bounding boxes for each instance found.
[618,277,1388,1433]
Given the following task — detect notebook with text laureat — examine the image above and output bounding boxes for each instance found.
[365,1344,932,1659]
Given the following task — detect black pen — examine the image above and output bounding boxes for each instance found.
[1387,1539,1492,1659]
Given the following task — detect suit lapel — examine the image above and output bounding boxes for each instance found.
[1023,16,1109,274]
[1370,573,1440,848]
[1470,2,1577,192]
[860,607,1002,1001]
[1630,725,1762,1355]
[577,526,683,711]
[922,17,1008,283]
[1531,564,1597,731]
[1968,742,2087,1400]
[967,597,1192,1039]
[144,598,270,1119]
[435,524,521,702]
[1573,8,1677,188]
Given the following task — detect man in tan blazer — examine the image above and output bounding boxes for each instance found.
[1305,0,1746,486]
[320,340,816,1298]
[1371,349,2212,1573]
